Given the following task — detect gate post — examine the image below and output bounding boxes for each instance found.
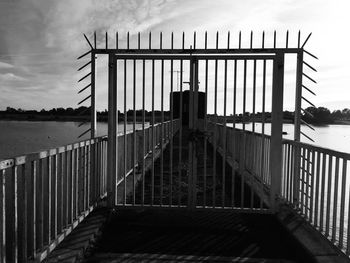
[107,54,117,207]
[293,50,303,206]
[270,52,284,212]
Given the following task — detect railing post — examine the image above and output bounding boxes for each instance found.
[107,54,117,207]
[270,52,284,211]
[293,50,303,206]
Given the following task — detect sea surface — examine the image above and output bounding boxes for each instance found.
[0,120,349,159]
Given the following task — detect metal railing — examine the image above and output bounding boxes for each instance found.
[211,121,350,257]
[281,139,350,256]
[0,120,179,262]
[0,136,108,263]
[207,122,271,211]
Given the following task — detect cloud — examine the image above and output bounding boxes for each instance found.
[0,61,14,69]
[0,73,26,82]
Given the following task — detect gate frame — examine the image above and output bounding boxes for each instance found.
[77,31,316,211]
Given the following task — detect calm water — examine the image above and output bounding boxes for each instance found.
[0,120,349,159]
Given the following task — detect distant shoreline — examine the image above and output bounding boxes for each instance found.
[1,115,350,125]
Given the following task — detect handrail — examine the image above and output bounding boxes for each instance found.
[281,139,350,255]
[211,121,350,256]
[0,135,108,262]
[0,119,180,262]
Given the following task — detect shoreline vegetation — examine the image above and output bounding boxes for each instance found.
[1,106,350,125]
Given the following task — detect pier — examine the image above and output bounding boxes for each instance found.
[1,31,350,262]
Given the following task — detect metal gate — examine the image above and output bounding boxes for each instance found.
[77,31,316,213]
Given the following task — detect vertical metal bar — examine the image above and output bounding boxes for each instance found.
[178,35,184,206]
[332,157,339,242]
[193,31,196,49]
[69,150,73,224]
[133,59,136,205]
[260,59,266,208]
[212,31,219,208]
[300,148,305,213]
[138,32,141,49]
[339,159,347,248]
[239,31,241,49]
[160,57,164,206]
[309,150,315,223]
[91,51,96,138]
[320,152,326,231]
[326,155,332,237]
[13,165,18,262]
[273,31,276,49]
[250,31,253,49]
[286,144,291,201]
[192,57,199,208]
[203,31,208,207]
[1,170,5,262]
[53,154,58,239]
[270,52,284,211]
[127,31,130,49]
[232,59,237,208]
[305,149,311,218]
[47,156,52,243]
[107,54,117,207]
[250,59,257,208]
[314,151,321,227]
[151,59,155,206]
[123,59,127,205]
[170,57,174,206]
[94,31,96,49]
[75,149,78,218]
[243,60,247,131]
[286,30,289,48]
[222,58,227,208]
[293,50,303,206]
[252,60,256,133]
[142,59,146,206]
[116,32,118,49]
[262,31,265,49]
[106,32,108,49]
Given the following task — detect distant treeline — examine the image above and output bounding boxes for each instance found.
[1,106,349,124]
[0,106,171,122]
[302,107,350,125]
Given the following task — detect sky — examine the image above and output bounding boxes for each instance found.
[0,0,349,112]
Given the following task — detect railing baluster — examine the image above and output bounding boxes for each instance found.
[320,152,326,232]
[339,158,347,248]
[332,157,339,243]
[326,154,333,237]
[1,169,6,262]
[314,151,321,228]
[305,148,311,219]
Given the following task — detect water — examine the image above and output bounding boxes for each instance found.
[231,123,350,153]
[0,120,349,160]
[0,121,143,159]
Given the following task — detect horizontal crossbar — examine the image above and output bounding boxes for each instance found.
[113,54,276,60]
[94,48,302,55]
